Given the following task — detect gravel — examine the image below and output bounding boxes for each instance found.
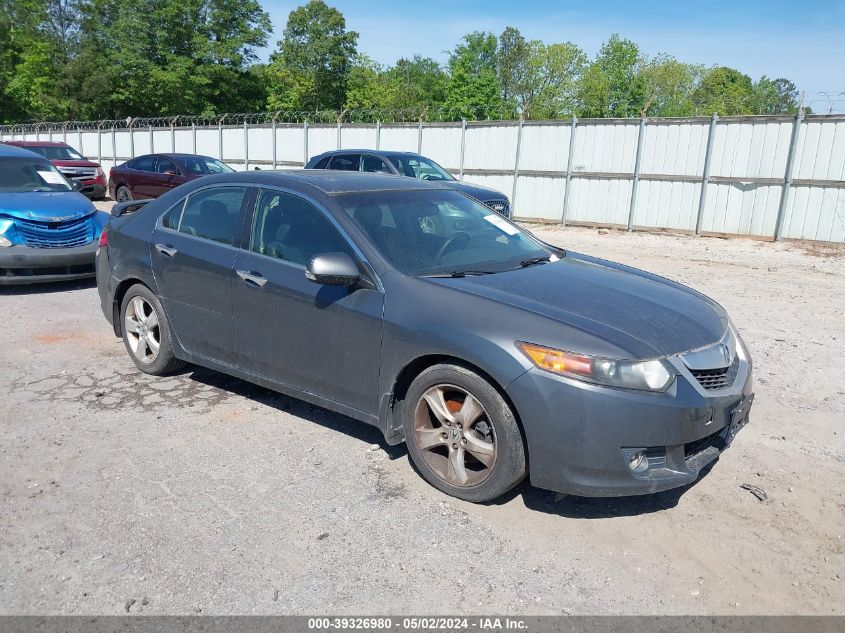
[0,222,843,615]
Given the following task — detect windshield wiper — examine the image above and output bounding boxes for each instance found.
[424,270,497,278]
[518,256,552,267]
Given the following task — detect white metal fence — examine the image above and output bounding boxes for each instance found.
[2,114,844,243]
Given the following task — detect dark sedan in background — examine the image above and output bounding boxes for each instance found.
[108,153,232,202]
[96,170,753,502]
[0,144,107,284]
[305,150,511,217]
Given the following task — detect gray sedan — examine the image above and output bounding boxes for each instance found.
[96,171,753,502]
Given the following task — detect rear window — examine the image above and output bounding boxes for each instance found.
[23,145,85,161]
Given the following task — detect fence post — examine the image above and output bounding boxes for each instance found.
[375,120,381,150]
[627,117,648,231]
[336,119,342,149]
[218,118,223,160]
[128,118,135,158]
[511,117,524,216]
[303,119,309,165]
[97,124,102,167]
[417,120,423,154]
[695,113,719,235]
[561,116,578,225]
[192,122,197,154]
[243,120,249,171]
[111,125,116,169]
[78,127,83,155]
[459,118,467,180]
[272,118,277,169]
[149,125,153,152]
[170,120,176,153]
[62,126,67,145]
[774,112,804,241]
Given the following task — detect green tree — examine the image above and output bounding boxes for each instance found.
[266,0,358,111]
[496,26,528,116]
[577,34,647,117]
[639,55,702,117]
[692,66,754,115]
[382,56,448,112]
[751,76,800,114]
[344,54,390,110]
[518,41,586,118]
[445,31,502,119]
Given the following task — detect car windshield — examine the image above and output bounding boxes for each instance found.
[178,156,233,174]
[26,145,86,161]
[387,155,455,182]
[339,189,551,276]
[0,157,73,193]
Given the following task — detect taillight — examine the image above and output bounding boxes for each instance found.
[98,228,109,248]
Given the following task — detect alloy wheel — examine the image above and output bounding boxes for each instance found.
[413,384,497,487]
[124,296,161,364]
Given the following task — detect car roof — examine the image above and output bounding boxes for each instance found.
[130,153,216,160]
[198,169,444,196]
[2,140,70,147]
[313,149,423,158]
[0,143,50,158]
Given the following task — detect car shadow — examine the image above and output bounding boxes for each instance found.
[0,278,97,295]
[175,364,713,518]
[179,365,408,460]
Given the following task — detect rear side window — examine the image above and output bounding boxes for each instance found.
[361,155,391,173]
[177,186,247,246]
[157,158,178,174]
[328,154,360,171]
[132,156,156,172]
[312,156,331,169]
[161,199,185,229]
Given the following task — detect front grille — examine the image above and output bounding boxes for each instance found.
[58,166,97,180]
[15,215,96,248]
[484,199,509,216]
[689,357,739,391]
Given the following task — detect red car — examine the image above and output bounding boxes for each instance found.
[1,141,107,200]
[107,153,233,202]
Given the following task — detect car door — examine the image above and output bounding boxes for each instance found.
[153,156,182,197]
[327,154,361,171]
[150,184,251,366]
[128,155,157,198]
[361,154,392,174]
[232,187,384,415]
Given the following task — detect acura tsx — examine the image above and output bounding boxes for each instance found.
[96,170,754,502]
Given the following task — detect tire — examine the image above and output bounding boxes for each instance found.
[403,364,526,502]
[115,185,132,203]
[120,283,185,375]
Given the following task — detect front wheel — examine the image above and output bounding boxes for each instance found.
[115,185,132,202]
[403,364,526,502]
[120,284,185,375]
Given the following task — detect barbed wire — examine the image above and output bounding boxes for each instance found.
[2,99,845,135]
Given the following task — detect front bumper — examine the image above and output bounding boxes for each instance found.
[507,356,753,497]
[78,182,107,199]
[0,240,98,285]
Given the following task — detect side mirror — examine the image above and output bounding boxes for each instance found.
[305,252,360,286]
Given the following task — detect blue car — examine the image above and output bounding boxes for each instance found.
[0,143,108,284]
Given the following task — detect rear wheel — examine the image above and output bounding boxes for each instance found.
[403,364,526,502]
[115,185,132,202]
[120,284,185,375]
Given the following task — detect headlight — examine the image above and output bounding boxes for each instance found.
[0,235,11,247]
[516,341,675,392]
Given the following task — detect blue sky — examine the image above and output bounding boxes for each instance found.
[261,0,845,109]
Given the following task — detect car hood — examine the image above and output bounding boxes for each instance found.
[0,192,96,222]
[51,159,101,169]
[444,180,508,203]
[430,253,727,359]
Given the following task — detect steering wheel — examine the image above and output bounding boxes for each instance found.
[434,232,471,263]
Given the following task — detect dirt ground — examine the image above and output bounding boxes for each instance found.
[1,219,843,615]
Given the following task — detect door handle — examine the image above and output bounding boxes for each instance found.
[236,270,267,287]
[155,243,177,257]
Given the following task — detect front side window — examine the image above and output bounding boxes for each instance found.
[250,189,353,267]
[0,157,72,193]
[177,186,247,245]
[179,156,232,174]
[339,189,549,276]
[387,155,455,181]
[328,154,360,171]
